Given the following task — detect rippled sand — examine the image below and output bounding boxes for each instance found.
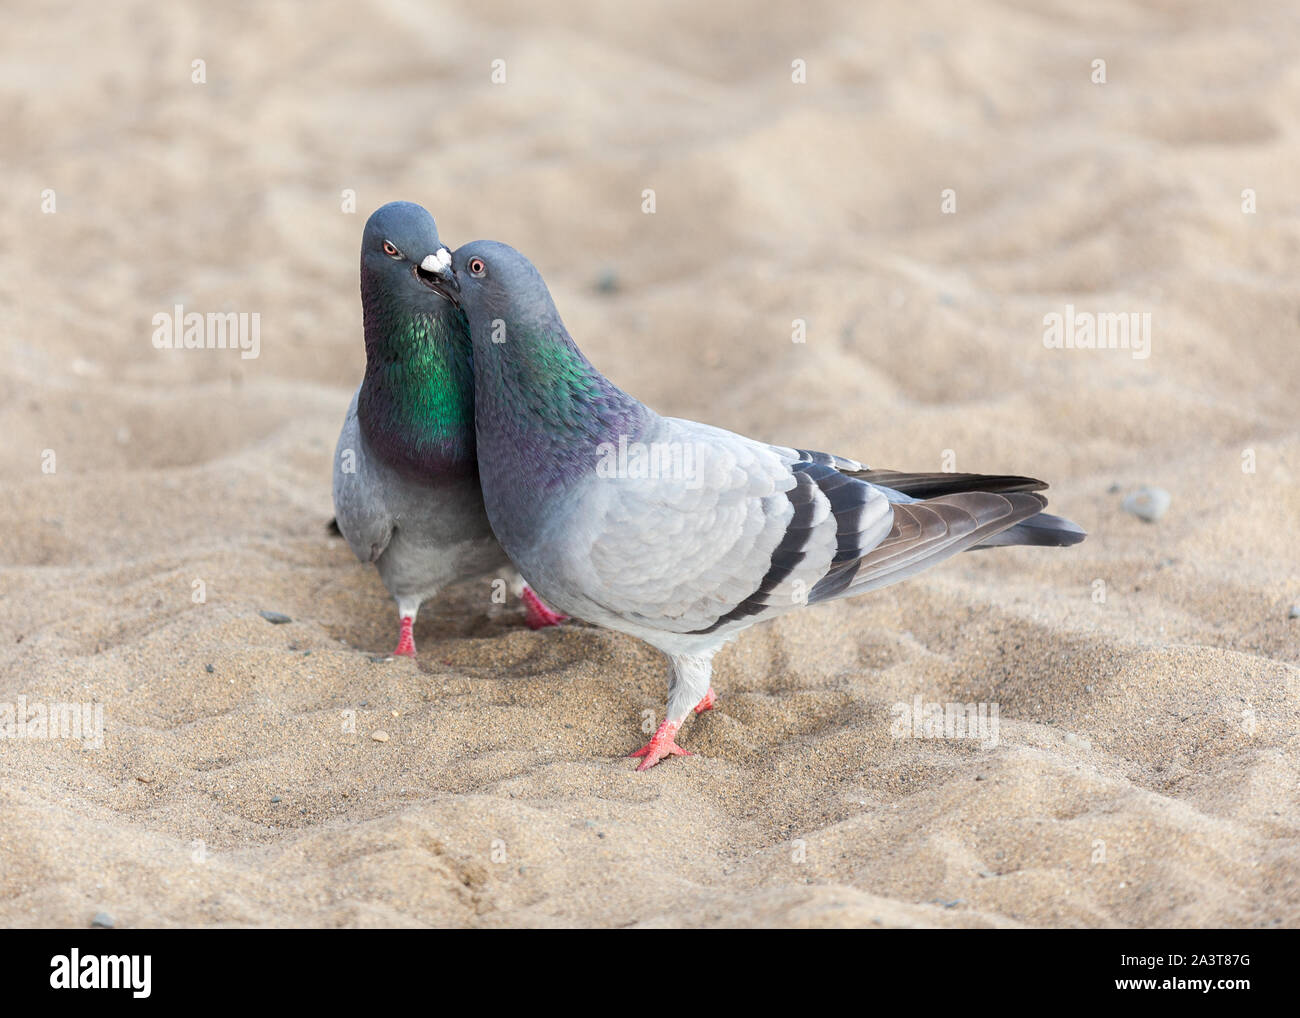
[1,0,1297,927]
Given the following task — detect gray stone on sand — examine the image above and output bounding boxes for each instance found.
[90,911,114,928]
[1122,485,1170,522]
[259,610,292,624]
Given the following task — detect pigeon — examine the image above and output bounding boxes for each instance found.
[331,204,564,657]
[428,240,1086,768]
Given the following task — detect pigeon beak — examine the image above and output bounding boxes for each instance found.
[415,248,460,305]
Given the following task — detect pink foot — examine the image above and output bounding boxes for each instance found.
[629,719,690,771]
[522,586,567,629]
[694,686,718,713]
[393,616,416,657]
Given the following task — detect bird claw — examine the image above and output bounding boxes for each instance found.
[693,687,718,713]
[393,616,416,657]
[522,586,567,629]
[629,720,690,770]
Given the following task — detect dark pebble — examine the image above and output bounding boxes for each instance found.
[259,610,292,625]
[91,912,114,929]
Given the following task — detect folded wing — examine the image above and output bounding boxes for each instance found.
[571,423,1076,638]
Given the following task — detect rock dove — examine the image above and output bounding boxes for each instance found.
[433,240,1086,768]
[331,204,564,657]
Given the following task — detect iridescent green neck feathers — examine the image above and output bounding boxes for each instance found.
[357,290,476,478]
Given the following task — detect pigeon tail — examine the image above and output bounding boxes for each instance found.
[852,470,1087,552]
[850,469,1048,497]
[972,510,1087,549]
[817,490,1052,602]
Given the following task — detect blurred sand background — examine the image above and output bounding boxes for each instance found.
[1,0,1298,927]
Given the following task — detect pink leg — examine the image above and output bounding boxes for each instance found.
[393,615,416,657]
[522,585,567,629]
[628,719,691,771]
[694,686,718,713]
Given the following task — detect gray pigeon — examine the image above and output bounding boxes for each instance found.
[331,204,564,657]
[428,240,1085,768]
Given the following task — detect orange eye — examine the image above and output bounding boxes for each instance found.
[468,257,486,276]
[382,241,401,258]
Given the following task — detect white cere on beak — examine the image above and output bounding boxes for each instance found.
[421,248,453,276]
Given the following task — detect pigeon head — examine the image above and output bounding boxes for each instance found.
[448,239,558,343]
[361,201,460,307]
[355,202,476,476]
[448,240,651,493]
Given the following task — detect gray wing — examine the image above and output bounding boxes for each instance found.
[560,418,886,634]
[565,418,1048,636]
[331,388,394,565]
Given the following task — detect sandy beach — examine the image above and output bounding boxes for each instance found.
[1,0,1297,927]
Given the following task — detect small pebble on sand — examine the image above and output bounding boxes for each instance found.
[1122,486,1170,523]
[259,610,292,625]
[371,730,390,743]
